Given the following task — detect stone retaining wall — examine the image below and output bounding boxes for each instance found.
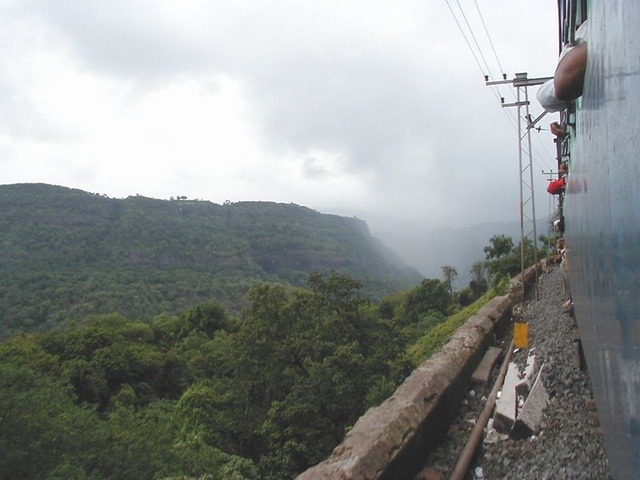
[297,265,540,480]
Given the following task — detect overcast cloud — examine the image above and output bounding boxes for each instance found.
[1,0,561,274]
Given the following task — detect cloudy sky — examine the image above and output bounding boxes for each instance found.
[2,0,560,238]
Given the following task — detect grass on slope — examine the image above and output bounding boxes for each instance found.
[407,280,508,366]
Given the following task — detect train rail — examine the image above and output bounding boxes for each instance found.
[416,265,609,480]
[298,264,609,479]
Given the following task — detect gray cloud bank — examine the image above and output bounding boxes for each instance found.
[2,0,560,275]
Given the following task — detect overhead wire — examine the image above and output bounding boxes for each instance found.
[475,0,556,170]
[443,0,518,130]
[530,129,557,171]
[455,0,495,80]
[444,0,524,136]
[444,0,557,173]
[466,0,518,106]
[456,0,528,136]
[473,0,505,81]
[443,0,485,76]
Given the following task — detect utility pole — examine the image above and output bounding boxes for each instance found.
[486,72,552,298]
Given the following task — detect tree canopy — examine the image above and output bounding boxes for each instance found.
[0,183,422,336]
[0,185,528,479]
[0,271,426,480]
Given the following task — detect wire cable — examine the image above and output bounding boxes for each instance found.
[455,0,495,80]
[473,0,506,77]
[443,0,514,124]
[443,0,554,155]
[445,0,557,234]
[443,0,486,76]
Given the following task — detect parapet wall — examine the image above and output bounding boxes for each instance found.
[297,265,540,480]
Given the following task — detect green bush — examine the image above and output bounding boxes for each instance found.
[406,289,497,366]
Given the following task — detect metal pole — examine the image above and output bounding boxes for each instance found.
[524,84,540,297]
[486,73,552,298]
[517,82,526,298]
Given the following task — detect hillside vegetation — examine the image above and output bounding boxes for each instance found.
[0,183,536,479]
[0,268,470,480]
[0,183,421,335]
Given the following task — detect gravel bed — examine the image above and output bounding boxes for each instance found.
[417,266,611,480]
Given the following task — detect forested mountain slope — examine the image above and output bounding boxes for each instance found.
[0,183,422,335]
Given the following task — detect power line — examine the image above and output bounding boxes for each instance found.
[455,0,495,79]
[445,1,557,232]
[524,114,559,171]
[530,128,557,171]
[443,0,485,75]
[443,0,513,122]
[473,0,506,77]
[443,0,554,168]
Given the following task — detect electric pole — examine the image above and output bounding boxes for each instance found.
[486,72,552,298]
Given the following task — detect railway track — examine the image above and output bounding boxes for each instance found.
[298,266,609,480]
[416,266,609,480]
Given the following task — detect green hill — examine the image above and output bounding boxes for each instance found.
[0,183,422,335]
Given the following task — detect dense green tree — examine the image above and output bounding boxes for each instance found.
[0,269,442,480]
[403,278,451,322]
[228,272,403,479]
[0,338,104,480]
[0,184,422,336]
[441,265,458,301]
[454,287,475,307]
[483,234,514,260]
[0,317,257,480]
[182,303,231,337]
[469,261,489,297]
[175,379,240,451]
[483,234,546,286]
[483,234,519,283]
